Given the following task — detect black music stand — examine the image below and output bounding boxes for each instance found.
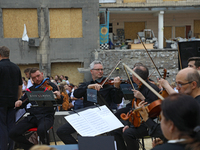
[25,90,57,144]
[120,83,135,101]
[25,90,56,107]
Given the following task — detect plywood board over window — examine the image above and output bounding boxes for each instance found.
[18,64,39,78]
[164,26,172,48]
[124,0,146,3]
[163,0,184,1]
[124,22,145,40]
[194,20,200,38]
[49,8,82,38]
[175,26,185,38]
[51,62,84,86]
[3,9,38,38]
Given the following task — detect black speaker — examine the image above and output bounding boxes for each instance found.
[178,41,200,70]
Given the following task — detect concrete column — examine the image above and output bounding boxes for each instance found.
[158,11,164,49]
[37,7,50,77]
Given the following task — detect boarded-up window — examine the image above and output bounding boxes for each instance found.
[18,64,39,78]
[164,26,172,48]
[49,9,82,38]
[124,22,145,40]
[51,62,84,85]
[175,26,185,38]
[194,20,200,38]
[124,0,146,3]
[163,0,184,1]
[3,9,38,38]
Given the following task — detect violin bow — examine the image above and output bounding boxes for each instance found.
[177,44,183,69]
[123,65,135,90]
[101,59,121,87]
[123,63,164,100]
[137,34,162,78]
[148,69,156,78]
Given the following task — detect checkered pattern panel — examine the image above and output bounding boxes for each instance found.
[100,43,109,50]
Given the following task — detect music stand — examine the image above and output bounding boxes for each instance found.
[25,90,57,144]
[25,90,56,107]
[120,83,135,101]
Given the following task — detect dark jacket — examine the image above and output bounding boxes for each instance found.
[19,80,63,120]
[74,79,124,108]
[0,59,22,107]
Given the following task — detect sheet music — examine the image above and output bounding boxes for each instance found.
[65,105,124,136]
[15,108,26,122]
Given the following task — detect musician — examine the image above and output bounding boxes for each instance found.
[159,67,200,103]
[0,46,22,150]
[56,60,124,144]
[152,93,200,150]
[9,68,63,150]
[134,100,165,144]
[111,65,160,150]
[187,57,200,70]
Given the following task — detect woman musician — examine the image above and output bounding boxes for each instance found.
[148,93,200,150]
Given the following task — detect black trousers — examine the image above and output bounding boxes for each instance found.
[110,123,148,150]
[0,107,16,150]
[112,106,148,150]
[9,115,54,150]
[56,122,78,144]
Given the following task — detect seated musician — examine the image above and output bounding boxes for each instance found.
[159,67,200,103]
[151,93,200,150]
[9,68,63,150]
[56,60,124,144]
[134,100,166,146]
[110,64,160,150]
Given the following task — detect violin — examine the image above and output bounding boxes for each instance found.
[120,65,143,127]
[39,80,53,91]
[142,68,169,118]
[120,83,144,127]
[120,64,166,127]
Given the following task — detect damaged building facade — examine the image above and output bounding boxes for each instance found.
[0,0,200,84]
[0,0,99,85]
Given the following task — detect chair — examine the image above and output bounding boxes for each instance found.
[138,136,153,150]
[28,126,57,145]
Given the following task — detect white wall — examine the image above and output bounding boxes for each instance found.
[110,12,200,38]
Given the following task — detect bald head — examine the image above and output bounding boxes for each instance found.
[134,65,149,80]
[177,68,200,86]
[176,68,200,96]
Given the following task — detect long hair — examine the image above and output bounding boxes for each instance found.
[59,85,67,95]
[162,93,200,150]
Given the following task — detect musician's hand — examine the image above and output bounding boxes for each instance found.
[113,76,121,89]
[134,101,149,122]
[132,90,145,101]
[15,100,22,108]
[53,91,61,99]
[88,83,102,91]
[152,138,163,148]
[158,78,170,89]
[123,125,129,132]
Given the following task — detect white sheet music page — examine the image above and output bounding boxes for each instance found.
[64,105,124,136]
[94,105,124,131]
[65,113,98,136]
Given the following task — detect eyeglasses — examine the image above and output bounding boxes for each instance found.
[176,81,193,87]
[92,69,104,71]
